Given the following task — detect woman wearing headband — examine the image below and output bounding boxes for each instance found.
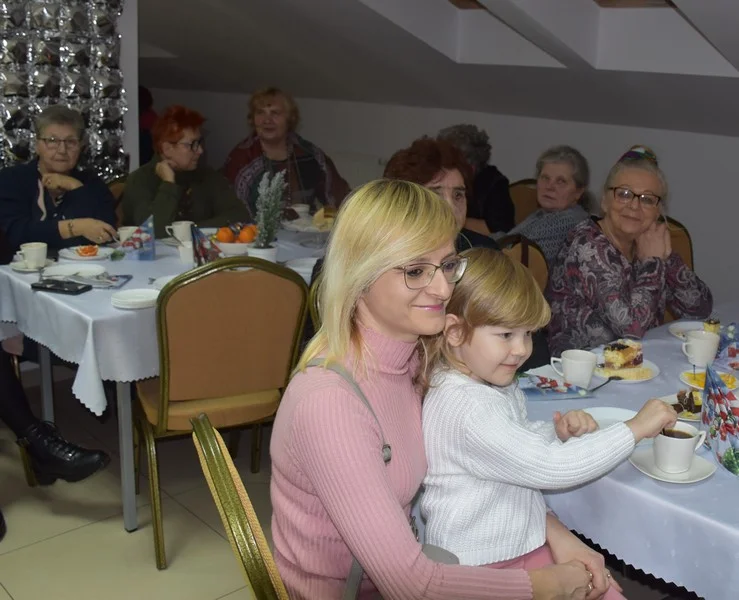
[547,146,712,355]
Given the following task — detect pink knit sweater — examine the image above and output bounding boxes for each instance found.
[270,327,533,599]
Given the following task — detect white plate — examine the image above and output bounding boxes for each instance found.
[658,393,702,422]
[583,407,637,430]
[629,447,716,484]
[111,288,159,310]
[595,359,660,384]
[282,219,330,234]
[58,246,114,261]
[668,321,706,340]
[42,264,106,278]
[10,259,54,272]
[152,275,177,290]
[524,364,607,391]
[679,369,738,391]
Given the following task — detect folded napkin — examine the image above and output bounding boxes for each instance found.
[120,215,155,261]
[702,366,739,476]
[519,365,592,401]
[714,323,738,370]
[191,225,224,265]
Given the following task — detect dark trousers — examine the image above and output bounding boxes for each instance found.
[0,348,37,436]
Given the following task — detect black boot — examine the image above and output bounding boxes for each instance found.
[17,421,110,486]
[0,507,6,541]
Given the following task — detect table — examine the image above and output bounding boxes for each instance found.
[526,303,739,600]
[0,230,321,532]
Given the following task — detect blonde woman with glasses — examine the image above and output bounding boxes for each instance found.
[270,179,616,600]
[0,105,117,253]
[547,146,713,355]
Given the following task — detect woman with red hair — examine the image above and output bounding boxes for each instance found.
[122,105,248,238]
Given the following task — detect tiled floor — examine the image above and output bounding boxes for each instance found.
[0,375,680,599]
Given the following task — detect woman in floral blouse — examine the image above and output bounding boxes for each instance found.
[547,146,712,355]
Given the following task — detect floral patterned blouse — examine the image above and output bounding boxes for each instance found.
[546,218,713,356]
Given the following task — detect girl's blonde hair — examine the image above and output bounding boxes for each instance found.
[297,179,459,372]
[419,247,551,391]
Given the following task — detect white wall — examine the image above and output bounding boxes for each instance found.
[151,88,737,303]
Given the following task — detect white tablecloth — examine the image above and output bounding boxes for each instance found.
[0,230,321,415]
[526,303,739,600]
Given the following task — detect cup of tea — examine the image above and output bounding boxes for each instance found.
[18,242,47,269]
[165,221,195,243]
[118,226,137,242]
[682,330,719,368]
[653,422,706,474]
[550,349,597,389]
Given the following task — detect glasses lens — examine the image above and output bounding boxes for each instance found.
[63,139,80,149]
[615,188,633,201]
[404,265,433,289]
[640,194,659,207]
[191,139,203,151]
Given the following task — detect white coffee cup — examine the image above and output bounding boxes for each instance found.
[165,221,194,243]
[682,330,719,368]
[18,242,47,269]
[551,349,597,389]
[291,203,310,218]
[653,422,706,474]
[178,241,194,265]
[118,226,137,242]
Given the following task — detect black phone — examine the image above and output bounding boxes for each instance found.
[31,279,93,295]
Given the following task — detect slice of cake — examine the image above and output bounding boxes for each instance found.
[603,339,643,370]
[704,318,720,334]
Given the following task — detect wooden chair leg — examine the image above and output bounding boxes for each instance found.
[250,423,262,474]
[133,424,142,496]
[18,444,38,487]
[227,429,241,458]
[142,425,166,569]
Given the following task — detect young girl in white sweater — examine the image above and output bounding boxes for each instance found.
[420,248,677,597]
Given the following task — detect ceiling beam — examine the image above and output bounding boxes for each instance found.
[671,0,739,72]
[478,0,599,69]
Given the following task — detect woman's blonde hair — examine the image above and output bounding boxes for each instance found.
[419,247,551,391]
[297,179,459,372]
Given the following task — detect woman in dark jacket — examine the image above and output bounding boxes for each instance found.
[0,105,117,253]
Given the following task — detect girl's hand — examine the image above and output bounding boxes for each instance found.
[626,398,678,442]
[553,410,598,441]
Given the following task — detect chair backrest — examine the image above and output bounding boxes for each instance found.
[509,178,538,225]
[497,234,549,292]
[108,177,126,227]
[664,216,694,323]
[155,257,308,427]
[191,414,289,600]
[308,276,321,332]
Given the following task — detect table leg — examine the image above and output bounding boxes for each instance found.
[38,345,55,422]
[116,381,138,532]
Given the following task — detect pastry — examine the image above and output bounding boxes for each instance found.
[603,339,643,369]
[312,207,335,231]
[704,318,720,334]
[282,207,300,221]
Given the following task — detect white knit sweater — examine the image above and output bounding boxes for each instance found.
[421,369,636,566]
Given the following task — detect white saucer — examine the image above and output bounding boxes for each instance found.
[595,359,660,384]
[42,264,107,278]
[152,275,178,291]
[161,237,182,247]
[111,288,159,310]
[10,259,54,272]
[668,321,706,341]
[59,246,114,261]
[629,447,716,484]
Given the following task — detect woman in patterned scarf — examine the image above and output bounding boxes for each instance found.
[547,146,713,356]
[222,87,350,218]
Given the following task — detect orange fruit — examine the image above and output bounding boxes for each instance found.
[238,225,257,243]
[76,245,99,257]
[216,227,235,243]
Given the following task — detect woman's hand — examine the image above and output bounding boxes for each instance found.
[155,160,176,183]
[636,222,670,260]
[553,410,598,441]
[67,218,117,243]
[546,514,621,598]
[42,173,82,192]
[529,561,592,600]
[626,398,677,443]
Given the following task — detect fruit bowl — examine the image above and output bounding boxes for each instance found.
[216,241,250,256]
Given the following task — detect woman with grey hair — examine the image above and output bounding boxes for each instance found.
[500,145,591,266]
[0,104,117,253]
[437,124,514,233]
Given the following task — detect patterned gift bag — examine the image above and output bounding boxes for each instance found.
[191,225,224,266]
[714,323,738,371]
[701,366,739,475]
[120,215,155,260]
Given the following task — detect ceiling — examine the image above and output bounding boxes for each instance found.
[138,0,739,137]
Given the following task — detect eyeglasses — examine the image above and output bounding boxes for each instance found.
[396,256,468,290]
[39,137,81,150]
[609,186,661,208]
[177,138,204,152]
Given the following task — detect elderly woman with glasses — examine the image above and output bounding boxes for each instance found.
[0,105,117,252]
[501,145,591,265]
[547,146,712,356]
[122,105,248,238]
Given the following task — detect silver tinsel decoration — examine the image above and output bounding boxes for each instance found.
[0,0,128,179]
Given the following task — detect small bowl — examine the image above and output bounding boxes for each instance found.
[216,241,250,256]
